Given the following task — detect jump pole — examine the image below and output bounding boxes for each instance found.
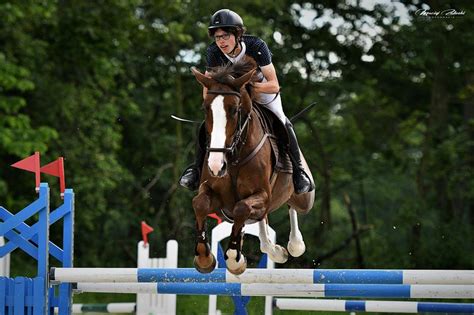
[72,282,473,299]
[274,299,474,314]
[54,303,136,314]
[50,267,474,285]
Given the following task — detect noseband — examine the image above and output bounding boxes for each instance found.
[206,89,251,162]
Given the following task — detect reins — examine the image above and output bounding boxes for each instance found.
[205,88,278,169]
[206,89,251,159]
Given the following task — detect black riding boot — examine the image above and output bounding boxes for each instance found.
[285,119,315,194]
[179,123,206,191]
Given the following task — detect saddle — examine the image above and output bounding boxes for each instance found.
[252,104,293,174]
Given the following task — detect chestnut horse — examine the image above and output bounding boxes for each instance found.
[191,59,315,275]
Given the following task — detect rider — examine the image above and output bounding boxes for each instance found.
[179,9,314,194]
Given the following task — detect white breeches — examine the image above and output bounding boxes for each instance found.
[256,93,287,124]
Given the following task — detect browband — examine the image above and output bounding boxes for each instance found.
[207,90,241,98]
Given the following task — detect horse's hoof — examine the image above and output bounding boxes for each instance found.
[227,256,247,275]
[193,254,216,274]
[288,239,306,257]
[225,249,247,275]
[272,245,289,264]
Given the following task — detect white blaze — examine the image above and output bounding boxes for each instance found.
[208,95,227,176]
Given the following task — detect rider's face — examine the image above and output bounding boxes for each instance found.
[214,29,236,55]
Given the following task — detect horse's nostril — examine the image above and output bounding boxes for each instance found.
[218,161,227,177]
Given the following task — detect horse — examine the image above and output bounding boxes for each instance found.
[190,58,315,275]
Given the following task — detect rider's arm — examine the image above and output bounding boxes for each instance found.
[251,63,280,94]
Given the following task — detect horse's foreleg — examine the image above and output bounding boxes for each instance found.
[226,190,268,275]
[287,207,306,257]
[258,219,289,264]
[192,183,217,273]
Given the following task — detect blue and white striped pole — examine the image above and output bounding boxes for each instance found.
[51,268,474,285]
[274,299,474,313]
[73,282,474,299]
[54,303,136,314]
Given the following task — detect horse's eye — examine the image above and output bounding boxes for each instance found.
[229,107,238,116]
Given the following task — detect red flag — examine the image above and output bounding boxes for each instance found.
[141,221,154,245]
[40,157,65,196]
[208,213,222,224]
[11,152,41,192]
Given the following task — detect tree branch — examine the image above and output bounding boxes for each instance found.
[313,224,372,266]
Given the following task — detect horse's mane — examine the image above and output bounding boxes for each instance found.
[208,56,257,87]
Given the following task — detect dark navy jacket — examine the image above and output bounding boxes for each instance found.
[206,35,273,68]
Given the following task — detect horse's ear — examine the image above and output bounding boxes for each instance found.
[231,69,256,90]
[191,67,214,89]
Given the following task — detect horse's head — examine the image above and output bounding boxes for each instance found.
[192,65,255,177]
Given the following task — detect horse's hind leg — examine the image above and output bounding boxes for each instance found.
[192,183,217,273]
[287,207,306,257]
[258,219,288,264]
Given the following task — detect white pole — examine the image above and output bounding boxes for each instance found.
[275,299,474,313]
[53,268,474,285]
[74,283,473,299]
[0,237,10,277]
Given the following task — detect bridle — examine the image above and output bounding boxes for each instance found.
[205,89,251,162]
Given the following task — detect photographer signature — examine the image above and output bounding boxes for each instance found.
[415,8,466,18]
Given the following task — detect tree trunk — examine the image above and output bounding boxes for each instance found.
[414,25,450,266]
[302,118,332,232]
[463,72,474,225]
[344,193,365,268]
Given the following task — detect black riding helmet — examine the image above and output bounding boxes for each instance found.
[208,9,244,30]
